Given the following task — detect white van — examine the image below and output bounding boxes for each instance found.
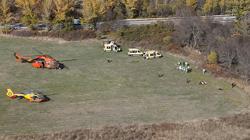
[143,50,163,59]
[128,48,144,56]
[103,41,122,52]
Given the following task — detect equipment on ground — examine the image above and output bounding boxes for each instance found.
[143,50,163,59]
[218,88,223,90]
[202,69,207,74]
[14,48,66,69]
[199,81,207,85]
[176,61,192,73]
[103,41,122,52]
[128,48,144,56]
[6,89,49,103]
[232,83,236,88]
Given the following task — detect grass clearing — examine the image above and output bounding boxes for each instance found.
[0,37,249,135]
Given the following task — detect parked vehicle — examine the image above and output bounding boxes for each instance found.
[11,23,28,30]
[143,50,163,59]
[73,19,83,30]
[33,23,49,30]
[103,41,122,52]
[128,48,144,56]
[73,19,81,25]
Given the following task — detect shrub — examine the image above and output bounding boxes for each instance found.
[21,15,38,27]
[9,29,96,41]
[10,30,37,37]
[63,22,74,32]
[61,30,96,41]
[207,51,218,64]
[97,22,113,34]
[115,23,173,44]
[0,26,12,34]
[156,4,174,17]
[163,36,172,45]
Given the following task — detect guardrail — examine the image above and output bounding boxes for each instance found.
[97,15,237,27]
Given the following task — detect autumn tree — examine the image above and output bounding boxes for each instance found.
[203,0,213,14]
[0,0,13,25]
[82,0,105,23]
[53,0,75,23]
[230,0,250,20]
[234,20,250,37]
[15,0,39,25]
[219,0,225,13]
[124,0,141,18]
[141,0,150,16]
[186,0,197,10]
[41,0,53,24]
[103,0,127,20]
[203,0,221,15]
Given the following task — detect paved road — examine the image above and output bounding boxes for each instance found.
[97,15,237,27]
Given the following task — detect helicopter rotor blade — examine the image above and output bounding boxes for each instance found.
[32,48,44,55]
[46,93,58,96]
[63,65,70,70]
[59,59,78,62]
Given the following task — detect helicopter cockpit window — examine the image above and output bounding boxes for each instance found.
[36,58,45,62]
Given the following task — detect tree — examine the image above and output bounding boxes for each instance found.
[171,0,185,11]
[103,0,127,20]
[53,0,75,23]
[0,0,13,25]
[41,0,53,24]
[124,0,141,18]
[172,18,208,49]
[82,0,105,23]
[15,0,39,25]
[217,38,239,70]
[203,0,213,14]
[186,0,197,10]
[203,0,221,15]
[230,0,250,20]
[207,51,218,64]
[219,0,225,13]
[234,20,250,37]
[141,0,150,16]
[175,3,196,17]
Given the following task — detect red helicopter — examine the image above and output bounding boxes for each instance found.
[14,48,67,69]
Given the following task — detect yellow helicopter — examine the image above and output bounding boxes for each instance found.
[6,89,49,103]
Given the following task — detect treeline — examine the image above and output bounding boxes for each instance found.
[172,17,250,79]
[0,0,249,26]
[112,16,249,79]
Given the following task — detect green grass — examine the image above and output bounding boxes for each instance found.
[0,37,249,135]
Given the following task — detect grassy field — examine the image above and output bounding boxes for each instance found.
[0,37,249,135]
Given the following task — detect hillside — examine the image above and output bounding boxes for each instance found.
[2,112,250,140]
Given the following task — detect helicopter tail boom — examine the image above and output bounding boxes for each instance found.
[14,53,34,63]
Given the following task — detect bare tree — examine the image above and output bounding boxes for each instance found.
[172,17,208,49]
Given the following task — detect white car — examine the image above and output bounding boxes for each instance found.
[103,41,122,52]
[143,50,163,59]
[128,48,144,56]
